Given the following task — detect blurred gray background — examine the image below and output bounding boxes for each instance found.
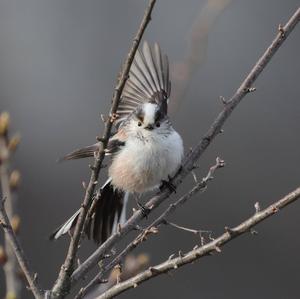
[0,0,300,298]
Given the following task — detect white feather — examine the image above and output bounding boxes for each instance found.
[52,209,80,239]
[109,118,184,193]
[143,103,157,125]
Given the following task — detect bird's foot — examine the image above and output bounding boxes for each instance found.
[137,201,151,217]
[160,176,176,193]
[134,195,150,217]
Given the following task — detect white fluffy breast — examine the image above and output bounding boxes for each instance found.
[109,129,184,193]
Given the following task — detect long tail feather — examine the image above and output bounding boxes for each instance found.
[91,183,124,244]
[49,209,80,240]
[49,181,126,244]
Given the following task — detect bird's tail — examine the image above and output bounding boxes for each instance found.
[49,181,127,244]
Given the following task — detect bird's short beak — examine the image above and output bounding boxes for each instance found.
[145,124,154,130]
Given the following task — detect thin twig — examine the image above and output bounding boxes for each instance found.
[163,221,214,246]
[0,198,44,299]
[71,7,300,287]
[166,221,207,235]
[51,0,157,298]
[95,186,300,299]
[74,157,224,298]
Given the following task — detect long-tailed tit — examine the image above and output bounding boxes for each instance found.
[50,42,184,244]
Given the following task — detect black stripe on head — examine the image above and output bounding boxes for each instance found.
[157,99,168,119]
[155,103,167,122]
[150,91,168,117]
[134,107,145,122]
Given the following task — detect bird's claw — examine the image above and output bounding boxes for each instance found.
[160,177,176,193]
[136,201,150,217]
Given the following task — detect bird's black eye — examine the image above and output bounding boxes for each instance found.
[156,122,160,127]
[138,121,142,127]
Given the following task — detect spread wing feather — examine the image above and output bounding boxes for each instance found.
[59,137,125,161]
[115,41,171,128]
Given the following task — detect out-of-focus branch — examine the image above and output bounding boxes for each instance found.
[71,7,300,287]
[0,198,44,299]
[0,112,43,299]
[0,113,22,299]
[96,186,300,299]
[170,0,233,113]
[76,157,224,298]
[51,0,157,298]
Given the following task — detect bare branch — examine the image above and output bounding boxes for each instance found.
[96,186,300,299]
[0,198,44,299]
[75,157,224,298]
[51,0,157,298]
[165,221,208,236]
[71,7,300,287]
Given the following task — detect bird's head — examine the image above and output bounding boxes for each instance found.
[130,102,169,134]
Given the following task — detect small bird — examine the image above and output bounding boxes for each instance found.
[50,41,184,244]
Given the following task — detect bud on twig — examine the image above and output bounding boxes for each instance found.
[0,245,7,265]
[11,215,21,234]
[8,134,21,152]
[0,112,10,135]
[9,170,21,190]
[110,264,122,283]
